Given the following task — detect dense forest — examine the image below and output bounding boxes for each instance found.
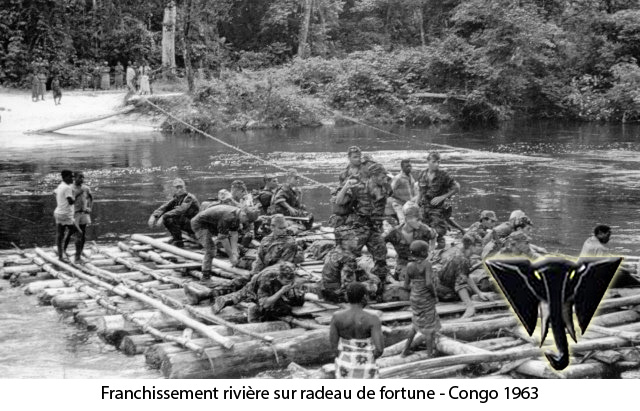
[1,0,639,125]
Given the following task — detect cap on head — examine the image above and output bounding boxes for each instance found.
[480,210,497,221]
[367,163,387,176]
[403,203,421,219]
[427,152,441,161]
[218,189,232,201]
[271,214,287,228]
[410,240,430,258]
[286,169,300,179]
[347,146,362,156]
[173,178,185,187]
[263,174,276,183]
[509,210,526,223]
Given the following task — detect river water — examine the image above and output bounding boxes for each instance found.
[1,119,640,377]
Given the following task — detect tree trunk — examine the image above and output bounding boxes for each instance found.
[162,1,177,77]
[182,0,195,93]
[297,0,313,58]
[415,2,426,46]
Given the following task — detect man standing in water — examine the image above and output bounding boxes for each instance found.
[53,170,77,261]
[580,224,611,256]
[389,159,417,224]
[415,152,460,249]
[330,282,384,379]
[69,172,93,263]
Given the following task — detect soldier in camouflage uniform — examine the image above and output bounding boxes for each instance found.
[334,162,392,299]
[384,204,437,280]
[147,178,200,248]
[320,234,378,303]
[416,152,460,249]
[465,210,498,245]
[271,169,314,230]
[250,214,304,276]
[212,262,305,321]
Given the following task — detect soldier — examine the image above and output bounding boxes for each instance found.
[434,233,491,318]
[250,214,304,277]
[389,159,417,224]
[472,231,541,292]
[230,180,254,208]
[212,262,305,321]
[338,146,363,186]
[320,234,378,303]
[68,171,93,263]
[271,169,314,229]
[384,204,437,280]
[415,152,460,249]
[147,178,200,248]
[335,162,392,299]
[482,210,533,258]
[191,204,260,279]
[254,174,279,214]
[465,210,498,244]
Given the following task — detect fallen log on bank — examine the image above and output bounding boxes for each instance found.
[29,106,136,134]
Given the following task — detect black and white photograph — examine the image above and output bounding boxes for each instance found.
[1,0,640,382]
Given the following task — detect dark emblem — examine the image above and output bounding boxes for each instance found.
[484,256,622,370]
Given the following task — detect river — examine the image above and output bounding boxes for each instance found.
[1,119,640,377]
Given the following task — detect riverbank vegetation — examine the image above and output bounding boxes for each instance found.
[1,1,639,127]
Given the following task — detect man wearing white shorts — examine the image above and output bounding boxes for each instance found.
[54,170,76,261]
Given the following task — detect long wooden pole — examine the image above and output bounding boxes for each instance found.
[131,234,248,278]
[36,248,235,349]
[29,106,136,134]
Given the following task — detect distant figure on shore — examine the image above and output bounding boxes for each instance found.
[51,75,62,105]
[139,64,151,95]
[92,64,101,91]
[69,172,93,263]
[126,61,136,92]
[100,61,110,90]
[82,65,93,91]
[31,71,39,102]
[330,282,383,379]
[114,62,124,89]
[54,170,77,262]
[37,70,47,101]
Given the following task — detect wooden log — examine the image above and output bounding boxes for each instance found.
[35,249,128,297]
[12,272,54,285]
[1,264,41,275]
[51,292,90,309]
[25,279,66,295]
[38,287,82,304]
[621,369,640,379]
[131,234,249,278]
[30,105,136,134]
[158,324,410,379]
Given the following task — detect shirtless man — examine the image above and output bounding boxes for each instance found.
[330,282,384,379]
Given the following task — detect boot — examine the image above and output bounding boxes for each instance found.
[201,270,212,280]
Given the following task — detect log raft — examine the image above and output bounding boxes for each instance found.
[3,231,640,379]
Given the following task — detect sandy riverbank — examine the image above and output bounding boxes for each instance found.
[0,87,163,134]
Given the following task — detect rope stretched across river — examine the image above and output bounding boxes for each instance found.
[141,97,485,191]
[142,98,335,191]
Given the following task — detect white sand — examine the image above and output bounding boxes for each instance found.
[0,87,161,134]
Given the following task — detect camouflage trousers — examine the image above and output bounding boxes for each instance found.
[340,224,389,287]
[423,207,448,249]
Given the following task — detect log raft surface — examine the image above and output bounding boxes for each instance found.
[3,232,640,379]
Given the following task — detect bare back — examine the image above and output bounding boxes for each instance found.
[330,306,384,357]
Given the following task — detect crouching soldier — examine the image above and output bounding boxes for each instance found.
[270,169,314,230]
[212,262,305,322]
[434,233,491,318]
[320,234,378,303]
[148,178,199,248]
[190,204,260,279]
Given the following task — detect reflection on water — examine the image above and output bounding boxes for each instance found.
[2,120,640,255]
[1,120,640,378]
